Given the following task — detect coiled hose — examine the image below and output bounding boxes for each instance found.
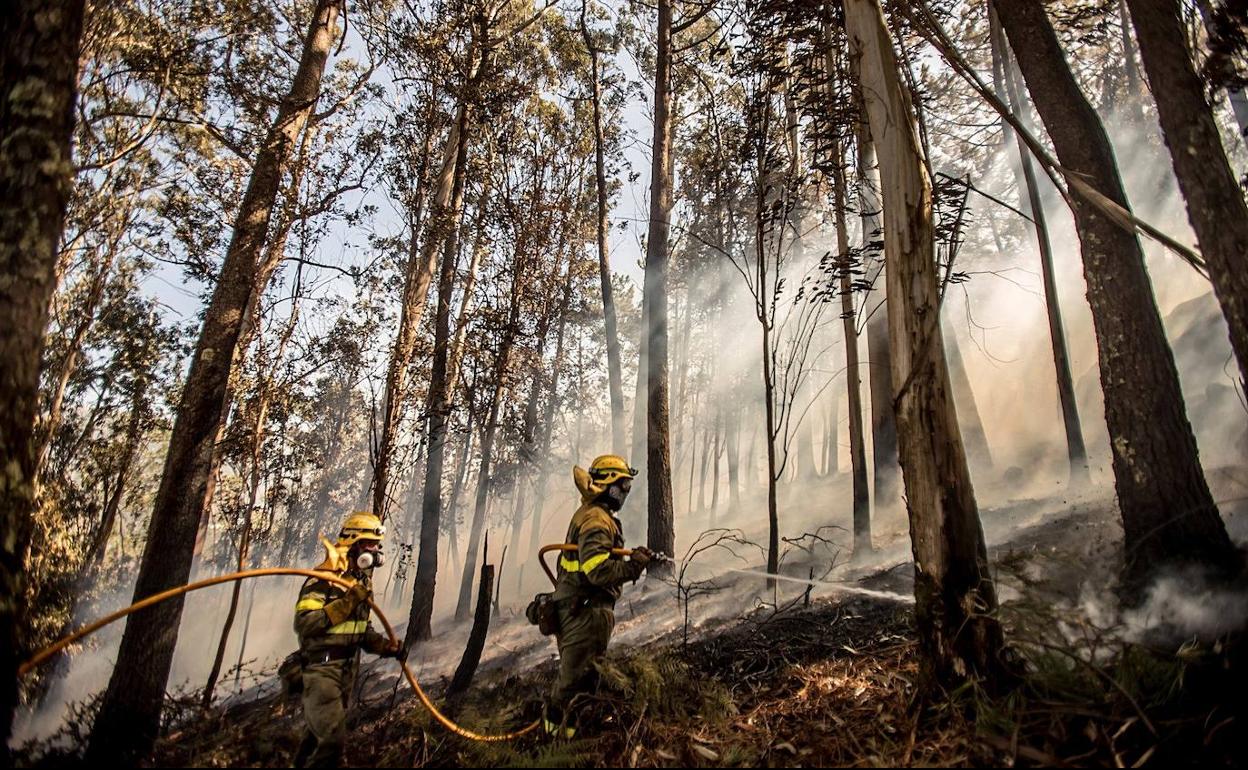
[18,568,539,743]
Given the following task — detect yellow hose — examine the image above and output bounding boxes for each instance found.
[18,568,539,743]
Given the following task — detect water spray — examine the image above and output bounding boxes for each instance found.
[722,568,916,604]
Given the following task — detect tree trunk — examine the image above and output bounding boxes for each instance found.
[853,99,901,510]
[407,76,478,643]
[1127,0,1248,395]
[88,2,341,760]
[846,0,1007,689]
[644,0,676,568]
[447,557,493,697]
[373,85,472,522]
[581,0,626,453]
[988,3,1088,485]
[830,129,872,557]
[941,317,993,469]
[1116,0,1148,125]
[997,0,1240,588]
[0,0,85,747]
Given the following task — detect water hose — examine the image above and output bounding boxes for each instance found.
[18,568,539,743]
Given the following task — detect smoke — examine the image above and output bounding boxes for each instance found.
[1076,566,1248,644]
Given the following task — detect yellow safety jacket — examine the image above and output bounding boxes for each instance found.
[293,572,388,657]
[553,501,642,605]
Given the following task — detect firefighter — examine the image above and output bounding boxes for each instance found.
[544,455,654,738]
[293,511,401,767]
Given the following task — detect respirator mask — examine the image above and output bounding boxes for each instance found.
[602,478,632,512]
[354,545,384,570]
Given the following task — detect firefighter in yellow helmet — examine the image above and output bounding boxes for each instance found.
[544,455,654,738]
[292,512,401,767]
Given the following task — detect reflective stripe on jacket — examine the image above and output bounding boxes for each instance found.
[553,502,639,604]
[293,574,388,654]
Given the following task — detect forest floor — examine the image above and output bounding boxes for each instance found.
[17,469,1248,768]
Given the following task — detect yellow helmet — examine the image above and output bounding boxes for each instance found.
[573,455,638,502]
[589,455,638,487]
[336,511,385,548]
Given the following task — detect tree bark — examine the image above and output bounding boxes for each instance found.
[830,132,872,557]
[0,0,85,748]
[447,558,494,697]
[997,0,1240,588]
[643,0,676,568]
[581,0,626,453]
[988,3,1089,485]
[87,2,341,760]
[852,90,901,510]
[407,93,474,643]
[846,0,1007,689]
[1127,0,1248,395]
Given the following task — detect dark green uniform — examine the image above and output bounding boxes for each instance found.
[292,572,388,768]
[545,501,644,736]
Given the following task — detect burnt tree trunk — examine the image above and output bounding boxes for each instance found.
[447,556,494,697]
[846,0,1007,689]
[0,0,85,748]
[1127,0,1248,395]
[829,125,872,557]
[88,2,341,760]
[997,0,1240,588]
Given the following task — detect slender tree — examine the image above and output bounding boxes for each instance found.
[1126,0,1248,393]
[87,1,343,759]
[987,1,1088,485]
[643,0,677,567]
[581,0,627,453]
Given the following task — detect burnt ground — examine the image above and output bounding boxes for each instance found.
[17,481,1248,768]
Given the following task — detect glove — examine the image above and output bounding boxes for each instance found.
[630,547,654,570]
[379,639,403,659]
[324,582,371,626]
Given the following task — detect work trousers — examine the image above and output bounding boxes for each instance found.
[295,658,357,767]
[546,601,615,731]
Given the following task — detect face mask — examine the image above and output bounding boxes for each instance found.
[603,481,631,511]
[356,548,384,570]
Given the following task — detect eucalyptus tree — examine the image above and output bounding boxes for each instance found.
[845,0,1007,689]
